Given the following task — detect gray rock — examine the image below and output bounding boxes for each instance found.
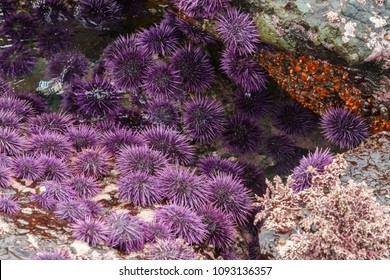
[244,0,389,67]
[341,131,390,206]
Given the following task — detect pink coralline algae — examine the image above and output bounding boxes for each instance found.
[255,155,390,259]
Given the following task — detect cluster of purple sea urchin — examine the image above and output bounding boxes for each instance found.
[0,0,360,261]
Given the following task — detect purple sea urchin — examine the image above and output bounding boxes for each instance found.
[157,166,211,209]
[2,12,36,41]
[197,205,235,250]
[75,0,122,30]
[100,127,143,154]
[67,125,98,152]
[15,92,48,114]
[0,45,37,78]
[113,108,146,130]
[264,135,297,161]
[290,148,333,192]
[118,171,162,206]
[155,204,207,244]
[82,200,103,218]
[106,44,151,91]
[0,165,11,188]
[222,115,262,154]
[145,238,198,260]
[71,147,111,179]
[0,0,16,21]
[28,112,74,135]
[171,45,215,93]
[234,90,273,119]
[33,250,72,260]
[27,132,74,159]
[40,155,70,182]
[30,180,75,210]
[75,76,121,118]
[144,222,173,243]
[197,156,243,178]
[116,146,168,175]
[272,101,316,136]
[216,8,260,55]
[46,51,88,83]
[93,118,121,133]
[238,161,267,197]
[220,50,266,92]
[143,62,182,100]
[183,96,226,143]
[175,18,216,45]
[0,153,10,167]
[141,125,195,165]
[0,96,36,121]
[0,78,13,95]
[72,217,109,246]
[320,108,369,149]
[0,110,21,129]
[173,0,230,19]
[137,23,180,56]
[102,34,138,61]
[0,196,20,215]
[0,127,25,156]
[106,212,146,253]
[147,98,180,128]
[54,200,92,222]
[31,0,69,24]
[63,176,101,199]
[207,173,253,225]
[11,155,44,181]
[36,23,73,57]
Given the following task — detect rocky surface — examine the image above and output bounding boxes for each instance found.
[244,0,390,66]
[341,131,390,206]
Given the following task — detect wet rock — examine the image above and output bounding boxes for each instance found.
[341,131,390,206]
[245,0,390,67]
